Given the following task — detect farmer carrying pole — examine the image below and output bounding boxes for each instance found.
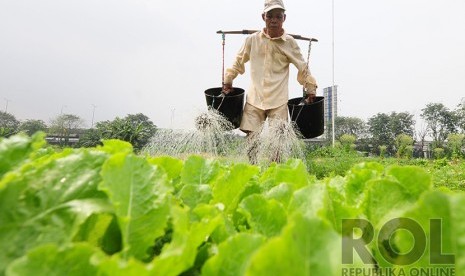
[222,0,318,163]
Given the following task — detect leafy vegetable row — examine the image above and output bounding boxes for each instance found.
[0,134,464,275]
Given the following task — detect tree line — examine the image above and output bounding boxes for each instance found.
[329,101,465,158]
[0,112,156,151]
[1,99,464,157]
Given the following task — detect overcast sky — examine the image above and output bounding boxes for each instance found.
[1,0,464,130]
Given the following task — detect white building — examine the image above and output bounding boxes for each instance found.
[323,85,338,137]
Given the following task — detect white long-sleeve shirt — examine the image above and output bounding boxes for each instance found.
[224,29,317,110]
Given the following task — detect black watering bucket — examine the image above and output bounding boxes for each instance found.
[205,87,245,129]
[288,96,324,138]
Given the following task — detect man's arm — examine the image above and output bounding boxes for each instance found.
[287,39,318,102]
[223,37,251,93]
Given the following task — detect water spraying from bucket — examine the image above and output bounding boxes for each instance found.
[241,119,306,166]
[143,110,306,165]
[143,109,245,160]
[194,109,233,132]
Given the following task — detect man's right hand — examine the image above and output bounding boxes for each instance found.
[222,83,233,94]
[305,94,316,104]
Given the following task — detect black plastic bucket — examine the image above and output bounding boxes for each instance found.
[205,87,245,129]
[288,96,324,138]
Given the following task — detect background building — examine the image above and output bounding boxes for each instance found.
[323,85,338,139]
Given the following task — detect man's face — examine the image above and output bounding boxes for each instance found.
[263,9,286,32]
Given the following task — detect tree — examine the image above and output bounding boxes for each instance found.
[456,100,465,133]
[97,113,157,151]
[395,134,414,159]
[334,116,367,139]
[389,112,415,137]
[367,113,392,155]
[367,112,415,155]
[338,134,356,152]
[19,119,48,136]
[415,123,429,158]
[77,128,102,148]
[379,145,387,158]
[49,114,85,146]
[433,147,445,159]
[0,111,20,138]
[446,133,464,158]
[421,103,457,148]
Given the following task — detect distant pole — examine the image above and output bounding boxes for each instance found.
[59,105,67,145]
[91,104,97,128]
[331,0,336,147]
[4,98,9,113]
[171,108,175,129]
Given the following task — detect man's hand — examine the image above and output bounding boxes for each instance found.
[222,83,233,94]
[305,94,316,104]
[303,82,317,104]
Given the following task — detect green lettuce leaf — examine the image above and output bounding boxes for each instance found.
[363,166,432,228]
[178,184,212,209]
[0,133,46,178]
[151,205,222,276]
[202,233,266,276]
[6,243,103,276]
[181,155,222,185]
[259,159,312,192]
[288,182,326,219]
[211,163,259,213]
[244,214,341,275]
[390,191,465,271]
[363,179,413,227]
[148,156,183,189]
[193,203,236,245]
[263,183,293,208]
[344,162,384,207]
[73,213,121,254]
[96,255,152,276]
[323,176,361,233]
[387,166,432,199]
[0,149,111,274]
[97,139,133,155]
[99,152,171,261]
[237,194,287,237]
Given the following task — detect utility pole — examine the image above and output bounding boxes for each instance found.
[331,0,336,147]
[91,104,97,128]
[4,98,10,113]
[59,105,67,146]
[171,108,175,129]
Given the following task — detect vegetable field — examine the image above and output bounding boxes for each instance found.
[0,133,464,275]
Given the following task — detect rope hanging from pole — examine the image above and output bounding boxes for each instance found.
[302,40,313,98]
[221,33,225,87]
[306,40,312,69]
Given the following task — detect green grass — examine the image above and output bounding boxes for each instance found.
[305,147,465,191]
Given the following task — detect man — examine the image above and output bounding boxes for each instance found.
[222,0,317,163]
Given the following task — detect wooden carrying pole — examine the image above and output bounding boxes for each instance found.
[217,30,318,42]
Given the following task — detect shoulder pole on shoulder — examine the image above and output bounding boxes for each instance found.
[216,30,318,42]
